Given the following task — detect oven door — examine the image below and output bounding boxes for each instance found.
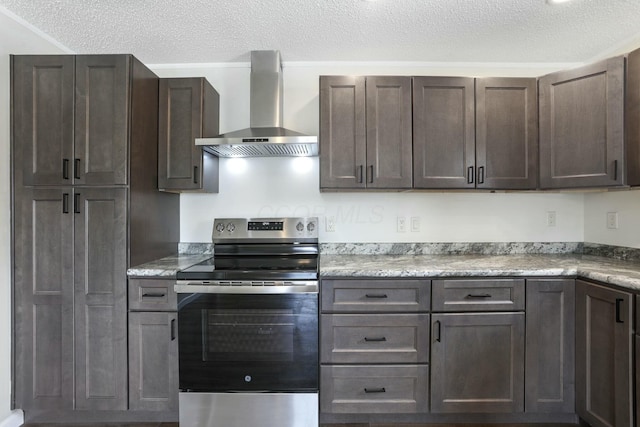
[177,291,318,392]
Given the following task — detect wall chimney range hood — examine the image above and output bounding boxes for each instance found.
[196,50,318,157]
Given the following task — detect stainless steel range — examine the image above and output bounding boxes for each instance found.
[175,217,319,427]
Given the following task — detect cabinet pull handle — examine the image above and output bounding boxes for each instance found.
[193,166,199,184]
[142,293,166,298]
[171,318,176,341]
[364,387,386,393]
[73,193,80,214]
[616,298,624,323]
[62,193,69,214]
[467,166,474,184]
[357,165,363,183]
[74,159,81,180]
[466,293,492,299]
[365,294,388,299]
[478,166,485,184]
[364,337,387,342]
[63,159,70,180]
[614,160,618,181]
[435,320,441,342]
[368,165,374,183]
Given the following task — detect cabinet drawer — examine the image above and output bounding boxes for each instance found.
[320,365,429,414]
[321,279,430,312]
[129,278,177,311]
[432,279,524,312]
[321,314,429,363]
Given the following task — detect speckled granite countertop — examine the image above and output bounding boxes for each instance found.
[319,254,640,291]
[127,246,640,291]
[127,254,211,277]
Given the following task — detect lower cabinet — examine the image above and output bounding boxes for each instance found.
[576,279,633,427]
[128,278,179,412]
[430,312,525,413]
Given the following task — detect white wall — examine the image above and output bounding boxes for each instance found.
[584,189,640,248]
[0,6,71,422]
[152,61,587,244]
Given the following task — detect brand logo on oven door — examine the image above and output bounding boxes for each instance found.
[244,375,252,382]
[257,327,273,335]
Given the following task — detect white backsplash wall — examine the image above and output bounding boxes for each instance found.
[153,61,588,245]
[584,189,640,249]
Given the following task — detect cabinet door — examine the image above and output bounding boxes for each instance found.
[576,280,633,427]
[412,76,475,189]
[539,57,624,188]
[12,55,74,187]
[476,78,538,189]
[74,188,128,410]
[525,279,575,413]
[158,78,219,192]
[365,76,413,188]
[319,76,366,188]
[129,312,178,411]
[74,55,130,186]
[13,188,74,412]
[627,49,640,186]
[431,312,525,413]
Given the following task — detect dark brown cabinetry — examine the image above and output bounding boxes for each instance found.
[319,76,412,189]
[525,279,575,413]
[430,279,525,413]
[575,279,633,427]
[539,57,625,189]
[128,279,178,412]
[158,78,219,192]
[12,54,179,422]
[320,279,430,421]
[413,77,537,190]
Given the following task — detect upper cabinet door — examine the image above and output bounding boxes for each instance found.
[74,55,130,186]
[158,77,219,192]
[413,76,475,189]
[320,76,367,189]
[476,77,538,190]
[539,57,624,189]
[365,76,413,188]
[13,55,75,187]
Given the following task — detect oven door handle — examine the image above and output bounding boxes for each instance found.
[174,282,318,294]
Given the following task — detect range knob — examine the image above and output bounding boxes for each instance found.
[307,222,316,232]
[215,223,225,233]
[226,223,236,232]
[296,222,304,232]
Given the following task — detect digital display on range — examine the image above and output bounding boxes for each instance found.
[247,221,284,231]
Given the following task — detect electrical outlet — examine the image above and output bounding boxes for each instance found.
[547,211,557,227]
[607,212,619,229]
[325,216,336,232]
[397,216,406,232]
[411,217,420,232]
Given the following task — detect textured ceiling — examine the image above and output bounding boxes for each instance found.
[1,0,640,64]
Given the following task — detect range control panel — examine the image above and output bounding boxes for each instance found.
[212,217,318,242]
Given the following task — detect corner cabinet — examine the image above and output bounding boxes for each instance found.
[413,77,537,190]
[12,54,180,422]
[575,279,633,427]
[319,76,413,189]
[539,56,625,189]
[158,77,220,192]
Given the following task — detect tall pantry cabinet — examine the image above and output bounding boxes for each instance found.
[11,55,179,421]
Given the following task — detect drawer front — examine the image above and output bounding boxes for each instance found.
[129,278,177,311]
[321,314,429,363]
[432,279,525,312]
[320,364,429,414]
[321,279,431,313]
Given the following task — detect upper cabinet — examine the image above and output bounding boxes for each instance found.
[13,55,132,187]
[320,75,412,189]
[413,77,537,190]
[539,57,625,189]
[626,49,640,186]
[158,77,220,193]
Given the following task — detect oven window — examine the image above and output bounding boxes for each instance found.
[203,309,294,362]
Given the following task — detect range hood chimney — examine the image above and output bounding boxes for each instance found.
[196,50,318,157]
